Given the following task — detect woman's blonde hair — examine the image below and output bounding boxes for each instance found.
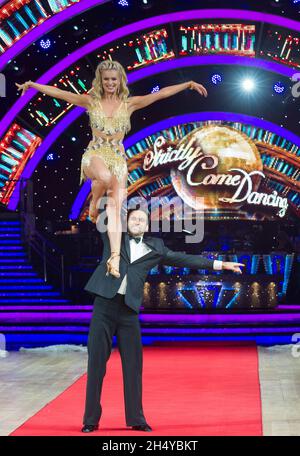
[90,60,129,104]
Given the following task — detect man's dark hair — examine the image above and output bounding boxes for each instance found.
[127,207,150,224]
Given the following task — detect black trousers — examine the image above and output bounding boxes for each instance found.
[83,293,147,426]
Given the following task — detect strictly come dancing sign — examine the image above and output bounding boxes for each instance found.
[143,125,289,219]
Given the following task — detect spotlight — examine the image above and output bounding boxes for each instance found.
[151,85,160,93]
[118,0,129,6]
[273,81,286,94]
[291,0,300,12]
[46,152,57,161]
[211,73,222,85]
[40,39,51,49]
[270,0,284,5]
[241,78,255,92]
[140,0,153,8]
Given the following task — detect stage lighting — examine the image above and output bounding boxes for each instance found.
[273,81,286,94]
[290,1,300,10]
[140,0,153,8]
[270,0,284,5]
[241,78,255,92]
[118,0,129,6]
[211,74,222,85]
[46,152,58,161]
[151,85,160,93]
[40,39,51,49]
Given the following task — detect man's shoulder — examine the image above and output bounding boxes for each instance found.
[144,235,164,246]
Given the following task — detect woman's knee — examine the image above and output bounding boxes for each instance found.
[95,170,112,188]
[91,179,104,192]
[107,187,127,205]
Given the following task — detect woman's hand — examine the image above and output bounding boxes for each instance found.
[189,81,208,97]
[15,81,33,96]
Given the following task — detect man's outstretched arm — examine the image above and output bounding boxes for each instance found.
[160,245,244,273]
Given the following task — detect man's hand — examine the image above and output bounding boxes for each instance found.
[222,262,245,274]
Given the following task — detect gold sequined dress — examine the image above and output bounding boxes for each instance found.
[80,99,131,184]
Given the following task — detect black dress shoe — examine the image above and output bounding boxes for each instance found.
[81,424,99,433]
[131,424,152,432]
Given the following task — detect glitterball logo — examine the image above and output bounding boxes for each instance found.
[143,125,289,218]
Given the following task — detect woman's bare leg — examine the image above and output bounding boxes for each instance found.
[83,156,127,276]
[89,180,107,221]
[105,173,128,274]
[83,156,112,222]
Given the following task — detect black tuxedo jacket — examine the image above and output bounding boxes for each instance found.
[85,229,216,313]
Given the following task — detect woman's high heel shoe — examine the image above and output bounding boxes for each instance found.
[106,252,120,278]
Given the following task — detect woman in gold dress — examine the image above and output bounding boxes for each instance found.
[16,60,207,278]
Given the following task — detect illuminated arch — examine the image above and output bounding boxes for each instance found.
[2,7,300,136]
[3,7,300,71]
[0,0,109,69]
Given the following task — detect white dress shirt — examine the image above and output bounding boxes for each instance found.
[117,235,151,294]
[117,234,223,295]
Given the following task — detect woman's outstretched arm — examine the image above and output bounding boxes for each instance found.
[128,80,207,113]
[15,81,91,108]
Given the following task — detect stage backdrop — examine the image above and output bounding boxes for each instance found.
[77,119,298,222]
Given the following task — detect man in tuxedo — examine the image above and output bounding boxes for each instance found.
[82,208,244,433]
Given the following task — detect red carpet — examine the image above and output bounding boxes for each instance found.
[11,344,262,436]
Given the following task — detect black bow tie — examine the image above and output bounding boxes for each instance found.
[128,234,143,244]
